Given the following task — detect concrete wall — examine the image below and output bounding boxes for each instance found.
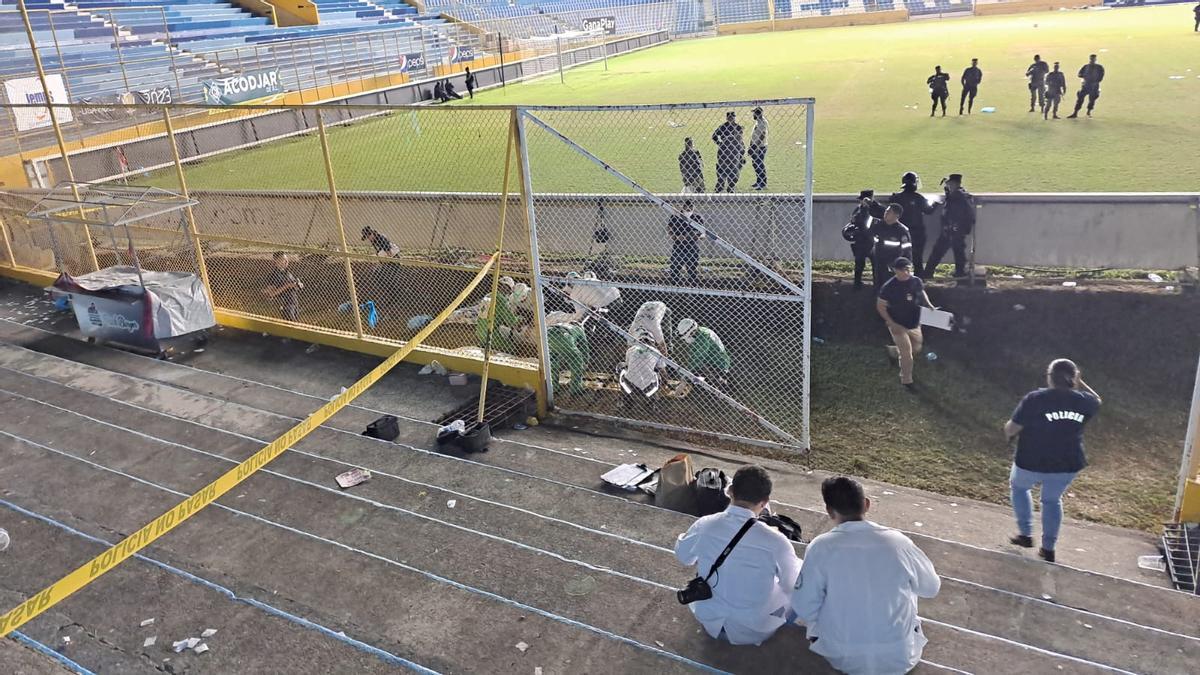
[972,0,1103,16]
[716,9,908,34]
[144,190,1200,271]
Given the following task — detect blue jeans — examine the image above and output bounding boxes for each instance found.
[1010,464,1078,551]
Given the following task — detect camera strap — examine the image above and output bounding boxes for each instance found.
[704,518,757,582]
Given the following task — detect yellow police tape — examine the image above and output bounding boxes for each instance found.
[0,253,498,637]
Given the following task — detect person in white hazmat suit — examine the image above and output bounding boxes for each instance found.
[619,301,671,398]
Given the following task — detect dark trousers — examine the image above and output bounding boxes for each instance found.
[909,226,927,277]
[1029,83,1045,111]
[668,241,699,285]
[748,145,767,188]
[925,233,967,278]
[851,243,873,289]
[467,85,474,99]
[1044,95,1061,119]
[714,160,741,193]
[959,86,977,113]
[1073,86,1100,114]
[873,253,896,289]
[931,92,947,116]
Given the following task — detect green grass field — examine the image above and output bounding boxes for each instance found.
[174,5,1200,193]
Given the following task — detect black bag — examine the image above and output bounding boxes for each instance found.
[759,513,803,542]
[694,468,731,517]
[363,415,400,441]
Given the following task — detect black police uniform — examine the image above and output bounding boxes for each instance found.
[1044,70,1067,119]
[925,185,976,279]
[711,119,745,193]
[870,219,913,289]
[960,65,983,114]
[1071,62,1105,117]
[1026,60,1049,112]
[888,186,935,276]
[927,71,950,116]
[844,198,882,290]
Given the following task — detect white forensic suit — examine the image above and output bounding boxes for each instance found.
[627,300,668,348]
[791,520,940,675]
[675,505,802,646]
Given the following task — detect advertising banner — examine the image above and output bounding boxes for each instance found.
[448,45,476,64]
[582,16,617,35]
[202,69,283,105]
[399,52,426,73]
[4,75,73,131]
[133,86,173,105]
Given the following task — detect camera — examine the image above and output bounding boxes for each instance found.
[676,576,714,605]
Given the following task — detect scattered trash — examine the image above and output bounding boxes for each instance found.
[882,490,895,495]
[200,629,217,638]
[419,360,448,376]
[1042,593,1054,601]
[1137,555,1166,572]
[535,667,544,675]
[1168,76,1185,80]
[1062,281,1077,287]
[925,352,938,362]
[143,636,157,648]
[601,463,655,491]
[448,373,468,386]
[980,107,996,113]
[1165,285,1176,291]
[140,618,156,627]
[515,641,529,653]
[306,344,320,354]
[335,468,372,489]
[446,499,457,508]
[513,423,528,430]
[173,638,201,653]
[913,522,924,527]
[407,315,432,330]
[193,643,210,655]
[0,527,8,551]
[440,420,466,436]
[1013,304,1025,311]
[655,641,665,648]
[62,636,70,645]
[1147,273,1164,283]
[1082,623,1093,630]
[193,348,205,353]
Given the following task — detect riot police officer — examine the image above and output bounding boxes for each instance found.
[842,190,883,290]
[927,66,950,117]
[923,173,976,279]
[870,203,913,289]
[1044,62,1067,120]
[1026,55,1049,113]
[960,58,982,115]
[1067,54,1105,118]
[888,172,935,277]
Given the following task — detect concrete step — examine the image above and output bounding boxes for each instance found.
[0,330,1195,673]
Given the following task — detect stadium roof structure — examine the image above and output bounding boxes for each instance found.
[22,182,197,229]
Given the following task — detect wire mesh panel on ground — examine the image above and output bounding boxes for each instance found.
[519,100,813,450]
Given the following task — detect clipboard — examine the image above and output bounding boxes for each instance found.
[920,307,955,331]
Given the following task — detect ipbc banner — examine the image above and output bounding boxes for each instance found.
[449,45,475,64]
[399,52,426,73]
[4,75,73,131]
[202,69,283,105]
[582,16,617,35]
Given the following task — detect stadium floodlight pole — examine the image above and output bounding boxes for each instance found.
[1174,350,1200,522]
[15,0,99,272]
[315,111,365,338]
[515,110,554,415]
[476,110,519,425]
[161,108,213,301]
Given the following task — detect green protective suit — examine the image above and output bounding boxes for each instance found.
[548,323,590,396]
[475,294,520,354]
[687,327,731,374]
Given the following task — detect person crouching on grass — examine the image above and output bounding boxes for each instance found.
[1004,359,1102,563]
[876,257,933,388]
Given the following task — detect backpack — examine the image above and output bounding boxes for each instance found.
[363,415,400,441]
[694,468,731,516]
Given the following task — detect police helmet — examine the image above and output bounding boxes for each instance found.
[676,318,698,340]
[841,222,860,242]
[901,171,919,187]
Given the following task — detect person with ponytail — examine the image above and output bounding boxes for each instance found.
[1003,359,1102,563]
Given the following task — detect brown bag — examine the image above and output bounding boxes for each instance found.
[657,453,698,515]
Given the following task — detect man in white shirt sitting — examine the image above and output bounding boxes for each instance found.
[792,477,940,674]
[675,466,801,646]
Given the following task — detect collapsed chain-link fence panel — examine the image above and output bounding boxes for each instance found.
[519,100,813,450]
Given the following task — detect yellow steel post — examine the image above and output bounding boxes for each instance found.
[161,108,212,299]
[514,111,550,417]
[477,110,517,425]
[316,111,365,338]
[16,0,99,272]
[0,212,16,266]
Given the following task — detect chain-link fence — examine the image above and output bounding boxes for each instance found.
[0,100,813,452]
[519,101,813,450]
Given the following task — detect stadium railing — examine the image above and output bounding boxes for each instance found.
[0,99,816,452]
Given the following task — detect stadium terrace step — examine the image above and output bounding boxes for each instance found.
[0,282,1195,675]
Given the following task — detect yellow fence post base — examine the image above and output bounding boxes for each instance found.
[1178,479,1200,524]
